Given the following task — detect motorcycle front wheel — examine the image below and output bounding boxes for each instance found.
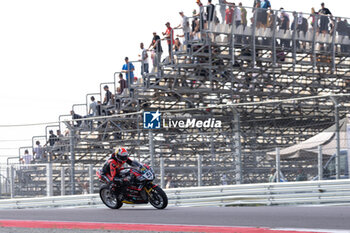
[99,184,123,209]
[148,186,168,209]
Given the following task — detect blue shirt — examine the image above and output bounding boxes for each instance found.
[260,0,271,9]
[122,62,135,80]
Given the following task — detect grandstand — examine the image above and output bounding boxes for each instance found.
[4,3,350,197]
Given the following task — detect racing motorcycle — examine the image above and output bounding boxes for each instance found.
[96,164,168,209]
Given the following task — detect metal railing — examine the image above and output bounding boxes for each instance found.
[0,179,349,209]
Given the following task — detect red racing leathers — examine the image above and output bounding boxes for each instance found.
[101,155,142,184]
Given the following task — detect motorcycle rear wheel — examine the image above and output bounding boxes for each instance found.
[149,186,168,209]
[99,184,123,209]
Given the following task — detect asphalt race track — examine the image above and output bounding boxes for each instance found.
[0,206,349,231]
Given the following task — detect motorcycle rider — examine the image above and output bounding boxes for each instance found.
[100,147,145,188]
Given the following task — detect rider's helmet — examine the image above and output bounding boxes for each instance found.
[113,147,129,163]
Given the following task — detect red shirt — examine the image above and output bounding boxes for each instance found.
[225,8,234,24]
[165,27,174,45]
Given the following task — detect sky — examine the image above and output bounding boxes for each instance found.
[0,0,348,163]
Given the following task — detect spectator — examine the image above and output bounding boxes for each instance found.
[269,168,277,182]
[308,8,317,29]
[148,32,163,69]
[296,168,307,181]
[219,0,227,23]
[318,2,332,34]
[191,10,200,38]
[162,22,175,63]
[118,73,127,95]
[220,173,228,185]
[291,12,308,49]
[252,0,258,12]
[121,57,135,87]
[103,85,113,105]
[260,0,271,28]
[260,0,271,10]
[175,11,190,47]
[233,3,242,27]
[337,18,349,52]
[269,168,287,182]
[86,96,97,129]
[267,9,276,29]
[46,130,58,147]
[279,8,290,32]
[206,0,215,23]
[33,141,44,161]
[56,130,64,150]
[56,130,63,141]
[139,43,149,75]
[45,130,59,161]
[102,85,114,115]
[174,38,182,52]
[196,0,205,30]
[20,149,33,168]
[239,2,247,29]
[225,5,234,25]
[254,1,263,29]
[165,175,175,189]
[88,96,98,117]
[77,177,89,194]
[70,110,82,127]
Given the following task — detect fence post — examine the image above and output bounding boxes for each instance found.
[0,167,2,197]
[311,14,319,68]
[198,155,202,186]
[318,145,323,180]
[149,130,155,168]
[230,4,236,65]
[331,18,337,72]
[46,163,53,197]
[276,148,280,183]
[89,164,94,194]
[347,124,350,182]
[251,7,258,67]
[292,12,297,66]
[61,167,65,196]
[160,157,165,189]
[6,166,9,194]
[233,110,242,184]
[272,13,278,66]
[10,166,14,198]
[70,128,76,195]
[332,97,341,179]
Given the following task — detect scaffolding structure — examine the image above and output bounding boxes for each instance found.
[6,4,350,197]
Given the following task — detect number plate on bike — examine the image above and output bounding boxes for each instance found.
[143,170,154,180]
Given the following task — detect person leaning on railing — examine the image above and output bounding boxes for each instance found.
[239,3,247,29]
[70,110,83,127]
[191,10,200,40]
[291,12,308,50]
[318,2,332,35]
[175,11,190,49]
[148,32,163,70]
[195,0,205,30]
